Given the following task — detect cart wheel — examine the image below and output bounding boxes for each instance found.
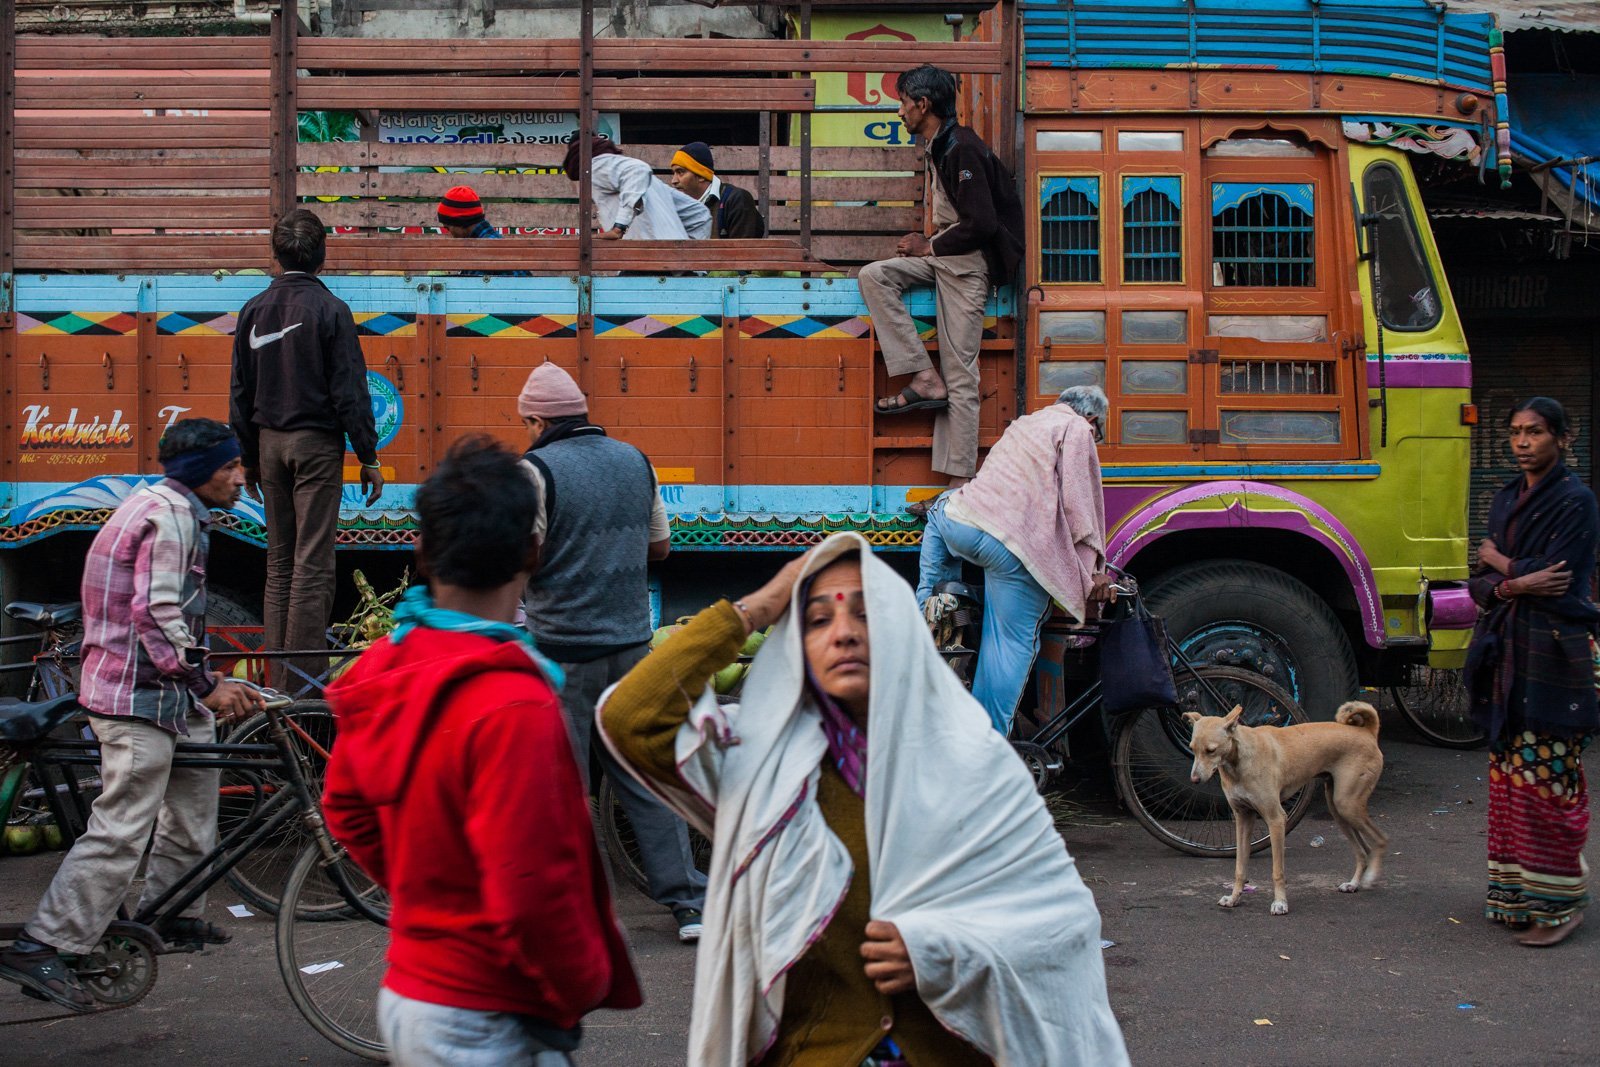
[1390,666,1485,750]
[598,773,712,896]
[1113,665,1314,857]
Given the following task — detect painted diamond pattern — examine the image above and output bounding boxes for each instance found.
[157,311,239,336]
[356,313,417,337]
[514,316,577,338]
[593,315,721,339]
[741,315,872,340]
[20,311,138,336]
[448,315,515,337]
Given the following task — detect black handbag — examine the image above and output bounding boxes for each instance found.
[1099,600,1180,716]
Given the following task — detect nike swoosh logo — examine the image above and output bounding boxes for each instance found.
[248,322,303,350]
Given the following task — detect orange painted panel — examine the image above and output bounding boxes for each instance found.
[13,334,142,479]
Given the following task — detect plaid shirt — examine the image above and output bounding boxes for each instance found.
[79,478,217,734]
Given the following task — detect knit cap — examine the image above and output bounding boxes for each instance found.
[437,185,485,226]
[672,142,716,181]
[517,362,588,418]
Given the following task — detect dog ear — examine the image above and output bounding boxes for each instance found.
[1182,711,1203,724]
[1221,705,1243,729]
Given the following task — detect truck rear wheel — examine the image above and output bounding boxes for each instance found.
[1145,560,1358,721]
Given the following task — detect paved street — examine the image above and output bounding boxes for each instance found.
[2,709,1595,1065]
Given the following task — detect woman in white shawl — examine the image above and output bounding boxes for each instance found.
[599,534,1128,1067]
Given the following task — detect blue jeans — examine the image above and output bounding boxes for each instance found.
[377,988,576,1067]
[916,497,1051,734]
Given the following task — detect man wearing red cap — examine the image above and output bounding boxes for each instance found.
[437,185,528,277]
[514,362,709,944]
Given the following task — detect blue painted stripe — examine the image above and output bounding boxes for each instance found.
[13,274,1014,320]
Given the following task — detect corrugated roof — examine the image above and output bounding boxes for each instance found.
[1445,2,1600,35]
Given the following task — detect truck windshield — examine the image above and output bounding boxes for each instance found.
[1363,161,1443,332]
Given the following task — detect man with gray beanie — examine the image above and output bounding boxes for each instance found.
[915,386,1115,734]
[514,362,709,942]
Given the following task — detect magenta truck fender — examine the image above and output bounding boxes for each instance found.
[1105,480,1385,649]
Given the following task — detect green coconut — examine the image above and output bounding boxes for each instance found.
[711,662,748,695]
[5,824,43,856]
[740,628,768,657]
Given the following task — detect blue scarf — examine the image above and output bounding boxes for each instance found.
[389,585,565,692]
[161,436,240,490]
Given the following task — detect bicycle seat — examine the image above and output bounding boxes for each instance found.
[5,601,82,629]
[932,581,983,606]
[0,693,85,743]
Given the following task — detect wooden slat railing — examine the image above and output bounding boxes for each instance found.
[5,24,1004,273]
[292,37,1004,75]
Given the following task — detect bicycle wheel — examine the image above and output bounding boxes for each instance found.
[1113,665,1313,857]
[1390,666,1485,749]
[276,842,390,1062]
[218,701,339,916]
[598,773,712,896]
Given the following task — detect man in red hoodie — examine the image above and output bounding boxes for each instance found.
[322,435,640,1065]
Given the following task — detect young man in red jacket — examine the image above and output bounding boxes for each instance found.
[322,436,640,1065]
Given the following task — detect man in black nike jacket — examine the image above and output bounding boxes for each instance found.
[229,208,383,688]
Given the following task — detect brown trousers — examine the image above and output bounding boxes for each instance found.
[259,427,343,690]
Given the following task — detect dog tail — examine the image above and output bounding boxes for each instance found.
[1335,700,1381,737]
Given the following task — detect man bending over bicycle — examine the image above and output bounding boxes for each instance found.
[322,436,641,1065]
[0,418,265,1012]
[916,386,1116,734]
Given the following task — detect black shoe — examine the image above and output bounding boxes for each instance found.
[673,908,703,944]
[0,944,96,1013]
[157,917,232,947]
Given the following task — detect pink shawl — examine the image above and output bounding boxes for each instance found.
[944,405,1105,621]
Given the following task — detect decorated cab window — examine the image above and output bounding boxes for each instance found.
[1039,176,1101,283]
[1211,182,1315,287]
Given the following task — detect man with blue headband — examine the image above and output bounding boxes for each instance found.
[1,418,266,1013]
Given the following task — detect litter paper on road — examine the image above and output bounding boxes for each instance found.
[299,961,345,975]
[1100,940,1117,950]
[227,904,255,918]
[1254,1018,1273,1026]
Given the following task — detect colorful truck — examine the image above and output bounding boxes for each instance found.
[0,0,1504,719]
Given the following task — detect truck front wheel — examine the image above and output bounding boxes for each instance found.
[1143,559,1359,721]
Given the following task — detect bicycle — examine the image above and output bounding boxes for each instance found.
[0,681,387,1061]
[929,571,1313,857]
[0,602,97,840]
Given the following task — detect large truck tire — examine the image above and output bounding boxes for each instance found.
[1144,559,1359,721]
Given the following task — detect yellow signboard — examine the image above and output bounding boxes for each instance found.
[798,13,955,147]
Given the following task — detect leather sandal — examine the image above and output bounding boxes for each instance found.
[0,945,96,1013]
[876,385,949,415]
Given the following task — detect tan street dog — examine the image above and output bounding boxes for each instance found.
[1186,700,1387,916]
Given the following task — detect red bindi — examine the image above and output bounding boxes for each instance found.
[835,592,846,601]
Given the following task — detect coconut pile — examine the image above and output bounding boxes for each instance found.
[649,618,771,698]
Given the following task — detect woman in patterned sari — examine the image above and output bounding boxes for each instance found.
[1468,396,1600,947]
